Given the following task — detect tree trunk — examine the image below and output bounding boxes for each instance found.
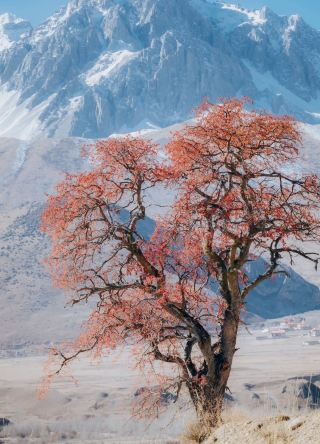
[188,382,226,428]
[187,298,240,430]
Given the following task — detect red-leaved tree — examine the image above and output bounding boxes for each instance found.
[41,99,320,429]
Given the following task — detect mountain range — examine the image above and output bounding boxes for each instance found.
[0,0,320,139]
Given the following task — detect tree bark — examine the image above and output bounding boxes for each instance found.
[187,291,241,429]
[187,381,226,428]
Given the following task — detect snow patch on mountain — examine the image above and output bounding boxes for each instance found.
[0,85,54,139]
[244,62,320,115]
[85,50,140,86]
[283,14,300,54]
[221,3,267,26]
[13,140,32,175]
[0,13,31,51]
[191,1,268,31]
[52,96,84,138]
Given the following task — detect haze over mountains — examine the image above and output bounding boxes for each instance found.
[1,0,320,347]
[0,0,320,138]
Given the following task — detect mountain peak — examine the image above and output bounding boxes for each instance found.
[67,0,125,9]
[0,0,319,139]
[0,13,31,51]
[0,12,24,25]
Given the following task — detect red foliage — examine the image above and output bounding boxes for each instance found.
[41,99,320,418]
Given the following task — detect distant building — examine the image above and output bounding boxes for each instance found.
[271,321,280,327]
[271,329,286,338]
[295,322,307,330]
[280,318,301,330]
[279,323,290,331]
[310,328,320,337]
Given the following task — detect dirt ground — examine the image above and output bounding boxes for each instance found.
[1,312,320,442]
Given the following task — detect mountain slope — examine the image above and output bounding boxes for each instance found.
[0,0,320,138]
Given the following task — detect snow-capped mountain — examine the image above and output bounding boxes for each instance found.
[0,0,319,138]
[0,13,31,52]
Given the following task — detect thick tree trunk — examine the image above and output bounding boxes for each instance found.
[187,295,241,430]
[187,382,226,428]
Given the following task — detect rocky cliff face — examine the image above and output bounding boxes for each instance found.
[0,0,320,139]
[222,4,320,113]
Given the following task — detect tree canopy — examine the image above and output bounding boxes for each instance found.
[41,98,320,426]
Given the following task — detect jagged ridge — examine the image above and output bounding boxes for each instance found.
[0,1,319,139]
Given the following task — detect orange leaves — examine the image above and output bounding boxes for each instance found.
[84,136,160,185]
[164,98,320,254]
[166,98,300,184]
[41,98,320,314]
[41,136,161,292]
[41,97,320,395]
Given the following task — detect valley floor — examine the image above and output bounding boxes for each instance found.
[1,311,320,443]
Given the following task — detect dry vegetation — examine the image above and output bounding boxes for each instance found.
[1,412,319,444]
[183,410,320,444]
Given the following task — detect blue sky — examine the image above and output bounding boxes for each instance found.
[0,1,319,28]
[0,1,67,24]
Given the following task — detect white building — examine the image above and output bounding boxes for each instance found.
[310,328,320,337]
[271,329,286,338]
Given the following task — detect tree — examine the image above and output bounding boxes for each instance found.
[41,98,320,430]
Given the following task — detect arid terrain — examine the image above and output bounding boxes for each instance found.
[204,411,320,444]
[2,311,320,443]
